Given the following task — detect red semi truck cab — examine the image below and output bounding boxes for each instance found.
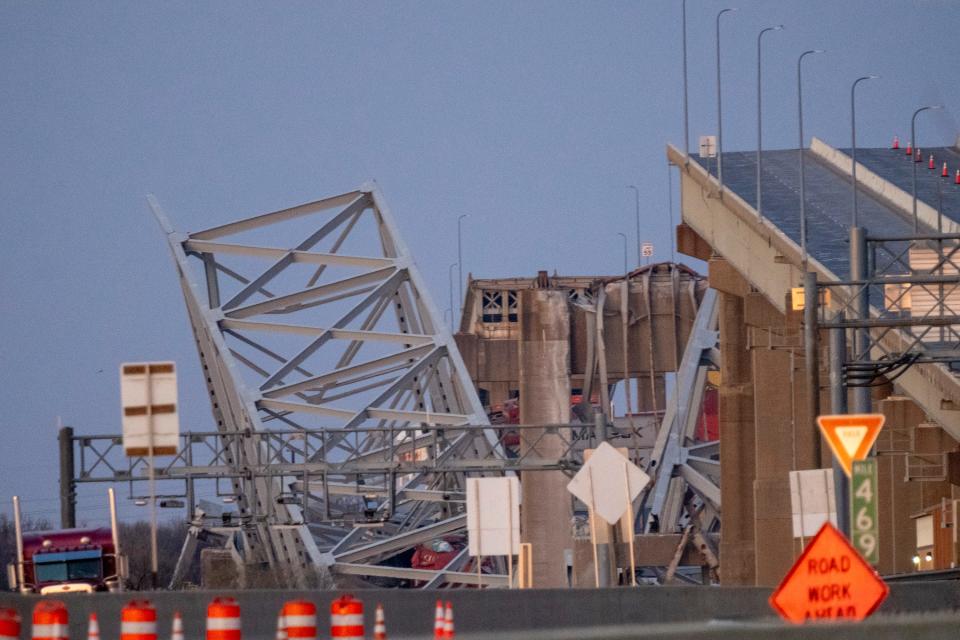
[13,527,123,594]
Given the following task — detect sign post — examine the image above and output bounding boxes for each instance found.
[120,361,179,589]
[850,459,880,565]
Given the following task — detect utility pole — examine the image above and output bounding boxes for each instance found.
[58,426,76,529]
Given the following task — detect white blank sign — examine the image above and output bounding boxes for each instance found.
[466,477,520,556]
[566,442,650,526]
[789,468,837,538]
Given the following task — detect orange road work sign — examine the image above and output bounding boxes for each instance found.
[769,522,889,623]
[816,414,884,476]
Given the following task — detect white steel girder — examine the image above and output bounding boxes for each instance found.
[150,183,494,587]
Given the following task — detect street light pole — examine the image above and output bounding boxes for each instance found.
[627,185,641,267]
[682,0,690,158]
[457,214,468,317]
[756,25,783,220]
[616,233,628,274]
[715,7,737,190]
[911,105,944,232]
[798,49,825,268]
[448,262,458,332]
[850,75,879,228]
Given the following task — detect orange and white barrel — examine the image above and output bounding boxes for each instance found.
[329,596,363,640]
[207,598,241,640]
[432,600,444,640]
[171,612,184,640]
[442,602,454,639]
[121,600,157,640]
[373,604,386,640]
[280,601,315,640]
[32,601,68,640]
[86,613,99,640]
[0,608,21,640]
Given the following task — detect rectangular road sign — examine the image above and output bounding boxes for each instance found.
[120,361,179,456]
[850,459,880,565]
[466,477,520,556]
[789,469,836,538]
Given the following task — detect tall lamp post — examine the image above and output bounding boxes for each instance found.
[850,75,879,228]
[626,185,641,267]
[715,7,738,190]
[797,49,825,268]
[616,233,628,274]
[457,214,468,317]
[682,0,690,158]
[911,105,944,232]
[448,262,458,332]
[756,25,783,219]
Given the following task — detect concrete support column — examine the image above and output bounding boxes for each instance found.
[714,271,756,584]
[745,292,819,586]
[519,287,573,588]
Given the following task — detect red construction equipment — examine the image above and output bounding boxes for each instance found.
[433,600,445,639]
[86,614,99,640]
[330,596,363,640]
[0,609,21,640]
[31,601,67,640]
[442,602,455,639]
[207,598,241,640]
[121,601,157,640]
[373,605,387,640]
[281,601,316,640]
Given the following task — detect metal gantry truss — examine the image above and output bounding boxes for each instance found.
[814,232,960,386]
[147,184,501,587]
[70,423,589,587]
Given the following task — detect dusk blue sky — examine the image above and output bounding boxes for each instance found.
[2,1,959,523]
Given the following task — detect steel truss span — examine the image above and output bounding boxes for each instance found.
[148,184,498,588]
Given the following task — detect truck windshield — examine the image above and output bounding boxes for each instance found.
[34,550,102,583]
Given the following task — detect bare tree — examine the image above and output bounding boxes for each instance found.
[0,514,51,590]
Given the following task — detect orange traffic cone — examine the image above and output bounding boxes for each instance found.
[373,605,386,640]
[905,142,913,155]
[86,614,99,640]
[955,170,960,185]
[892,136,900,149]
[915,148,923,162]
[433,600,445,639]
[942,162,949,177]
[171,612,184,640]
[929,154,936,169]
[442,602,454,639]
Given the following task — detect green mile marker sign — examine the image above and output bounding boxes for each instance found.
[850,459,879,565]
